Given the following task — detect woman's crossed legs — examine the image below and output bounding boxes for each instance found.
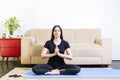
[32,64,80,75]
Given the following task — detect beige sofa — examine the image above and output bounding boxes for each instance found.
[21,29,112,66]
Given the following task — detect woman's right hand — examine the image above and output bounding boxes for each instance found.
[54,45,59,54]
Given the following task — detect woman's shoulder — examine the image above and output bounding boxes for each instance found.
[62,40,70,48]
[45,40,52,43]
[62,40,69,44]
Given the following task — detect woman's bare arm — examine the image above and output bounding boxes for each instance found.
[57,48,73,60]
[41,48,56,59]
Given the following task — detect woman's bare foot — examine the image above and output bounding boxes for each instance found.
[45,69,60,75]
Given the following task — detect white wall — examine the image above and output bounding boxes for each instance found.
[0,0,34,35]
[0,0,120,60]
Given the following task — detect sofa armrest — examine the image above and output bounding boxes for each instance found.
[95,37,112,64]
[21,37,35,64]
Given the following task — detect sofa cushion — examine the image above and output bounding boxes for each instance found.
[65,57,101,64]
[63,29,75,44]
[24,29,51,44]
[75,29,101,43]
[31,56,48,64]
[71,43,102,57]
[31,44,44,56]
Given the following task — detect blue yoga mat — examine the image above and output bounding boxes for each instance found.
[23,68,120,78]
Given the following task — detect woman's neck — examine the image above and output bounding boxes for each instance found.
[54,38,61,45]
[54,38,61,41]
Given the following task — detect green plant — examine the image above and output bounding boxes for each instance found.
[4,16,20,35]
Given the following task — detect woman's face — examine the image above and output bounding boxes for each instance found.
[53,27,61,39]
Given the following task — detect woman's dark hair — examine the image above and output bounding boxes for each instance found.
[51,25,63,41]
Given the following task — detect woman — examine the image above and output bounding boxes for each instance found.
[32,25,80,75]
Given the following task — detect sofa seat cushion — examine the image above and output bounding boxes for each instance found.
[65,57,101,65]
[71,44,102,57]
[31,44,44,56]
[31,56,48,64]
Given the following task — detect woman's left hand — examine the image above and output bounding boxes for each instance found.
[54,45,59,54]
[56,48,73,60]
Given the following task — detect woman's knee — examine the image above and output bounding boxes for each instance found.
[60,65,80,75]
[68,65,81,75]
[74,65,81,73]
[32,64,54,75]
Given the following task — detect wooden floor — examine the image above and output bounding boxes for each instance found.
[0,60,120,78]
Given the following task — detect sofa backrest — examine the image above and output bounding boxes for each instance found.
[24,28,101,44]
[24,29,52,44]
[75,29,101,43]
[63,29,75,44]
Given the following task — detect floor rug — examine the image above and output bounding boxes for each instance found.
[23,68,120,78]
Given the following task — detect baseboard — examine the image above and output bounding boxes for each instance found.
[112,60,120,61]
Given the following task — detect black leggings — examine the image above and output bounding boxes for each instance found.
[32,64,80,75]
